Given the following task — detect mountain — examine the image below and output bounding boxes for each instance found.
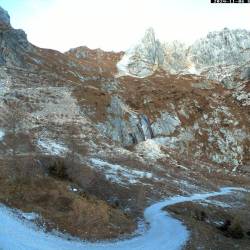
[0,6,249,249]
[117,28,164,77]
[118,27,250,82]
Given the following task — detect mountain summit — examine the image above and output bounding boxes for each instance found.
[118,27,250,82]
[117,27,164,77]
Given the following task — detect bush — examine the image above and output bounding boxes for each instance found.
[218,219,231,232]
[228,220,244,239]
[47,159,69,180]
[195,210,207,221]
[218,218,244,239]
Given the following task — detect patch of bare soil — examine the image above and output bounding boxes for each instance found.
[0,157,136,241]
[165,192,250,250]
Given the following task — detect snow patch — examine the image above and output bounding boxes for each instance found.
[200,199,231,208]
[187,64,200,75]
[116,53,132,76]
[0,80,10,97]
[37,139,68,156]
[0,129,5,141]
[90,158,153,185]
[20,212,40,221]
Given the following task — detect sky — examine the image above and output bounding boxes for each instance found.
[0,0,250,52]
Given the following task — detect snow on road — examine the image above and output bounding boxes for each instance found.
[0,187,247,250]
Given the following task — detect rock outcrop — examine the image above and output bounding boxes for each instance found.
[0,7,34,67]
[0,6,11,29]
[0,7,248,168]
[117,28,164,77]
[190,28,250,68]
[117,28,250,82]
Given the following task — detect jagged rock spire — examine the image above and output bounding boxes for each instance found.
[117,27,250,81]
[117,27,164,77]
[0,6,11,29]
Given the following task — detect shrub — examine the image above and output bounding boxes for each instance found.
[228,220,244,239]
[218,219,231,232]
[47,159,69,180]
[218,218,245,239]
[195,210,207,221]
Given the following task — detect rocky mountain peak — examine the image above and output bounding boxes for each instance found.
[117,27,164,77]
[117,27,250,81]
[140,27,164,65]
[0,6,11,29]
[0,7,33,67]
[66,46,92,60]
[190,28,250,68]
[141,27,156,46]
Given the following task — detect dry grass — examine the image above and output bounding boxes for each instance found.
[166,193,250,250]
[0,156,135,240]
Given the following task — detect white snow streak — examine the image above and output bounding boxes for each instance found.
[37,139,68,156]
[0,129,5,141]
[90,158,152,185]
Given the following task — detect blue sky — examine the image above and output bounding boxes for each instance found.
[0,0,250,52]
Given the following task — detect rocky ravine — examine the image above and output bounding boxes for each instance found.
[0,6,249,249]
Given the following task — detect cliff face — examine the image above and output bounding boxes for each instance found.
[0,23,33,67]
[190,28,250,68]
[117,28,164,77]
[118,28,250,82]
[113,28,250,167]
[100,72,249,167]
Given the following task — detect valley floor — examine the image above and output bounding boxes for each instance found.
[0,187,248,250]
